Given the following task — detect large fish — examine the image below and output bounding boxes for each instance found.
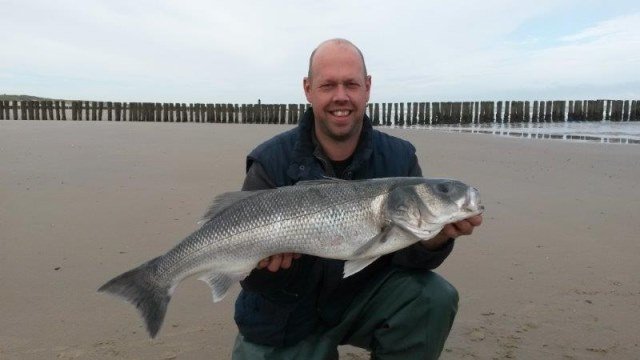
[98,177,483,338]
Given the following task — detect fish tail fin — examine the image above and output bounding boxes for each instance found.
[98,257,171,338]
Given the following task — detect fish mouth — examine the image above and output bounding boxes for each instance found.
[463,187,484,213]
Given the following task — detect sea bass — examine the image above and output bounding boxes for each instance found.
[99,177,483,338]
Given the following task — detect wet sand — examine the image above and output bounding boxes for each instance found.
[1,121,639,359]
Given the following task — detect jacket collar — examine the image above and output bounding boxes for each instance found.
[287,107,374,181]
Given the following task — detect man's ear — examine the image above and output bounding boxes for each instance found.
[303,77,312,102]
[365,75,372,101]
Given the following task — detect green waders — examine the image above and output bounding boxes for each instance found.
[232,269,458,360]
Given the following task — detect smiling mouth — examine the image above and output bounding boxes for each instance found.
[330,110,352,117]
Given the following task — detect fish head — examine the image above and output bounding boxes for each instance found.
[416,178,484,224]
[386,178,483,239]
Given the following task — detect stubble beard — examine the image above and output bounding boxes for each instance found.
[318,115,363,143]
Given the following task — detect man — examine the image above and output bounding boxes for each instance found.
[232,38,482,359]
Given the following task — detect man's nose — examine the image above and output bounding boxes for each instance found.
[332,85,349,102]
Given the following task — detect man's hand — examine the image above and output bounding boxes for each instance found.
[257,253,302,272]
[421,214,483,251]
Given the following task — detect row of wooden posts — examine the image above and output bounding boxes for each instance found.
[1,99,639,124]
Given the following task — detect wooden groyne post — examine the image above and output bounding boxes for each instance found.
[6,99,639,124]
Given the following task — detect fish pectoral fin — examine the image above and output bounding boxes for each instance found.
[352,225,393,258]
[198,272,247,302]
[198,190,268,225]
[343,256,381,278]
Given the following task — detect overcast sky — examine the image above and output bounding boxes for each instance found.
[1,0,639,103]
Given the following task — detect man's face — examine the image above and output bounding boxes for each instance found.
[304,44,371,142]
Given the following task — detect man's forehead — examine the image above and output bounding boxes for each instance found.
[315,41,359,55]
[313,43,360,64]
[311,47,365,78]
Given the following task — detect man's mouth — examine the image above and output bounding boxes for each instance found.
[330,110,352,117]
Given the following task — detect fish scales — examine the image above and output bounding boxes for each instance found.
[155,179,397,279]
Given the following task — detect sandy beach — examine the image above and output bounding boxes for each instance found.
[1,120,639,359]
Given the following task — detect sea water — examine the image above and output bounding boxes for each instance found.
[415,121,640,145]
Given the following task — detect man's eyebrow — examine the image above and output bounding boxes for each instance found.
[316,77,363,85]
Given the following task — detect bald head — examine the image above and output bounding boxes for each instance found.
[307,38,368,79]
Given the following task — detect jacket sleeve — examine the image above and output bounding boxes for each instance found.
[390,153,456,270]
[241,161,277,191]
[239,162,314,300]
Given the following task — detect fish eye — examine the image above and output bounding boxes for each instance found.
[436,183,450,194]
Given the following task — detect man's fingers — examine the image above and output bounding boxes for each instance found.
[256,253,302,271]
[442,224,459,239]
[468,214,483,226]
[450,215,483,237]
[257,257,270,269]
[453,220,474,235]
[439,215,483,241]
[267,254,283,272]
[280,253,294,269]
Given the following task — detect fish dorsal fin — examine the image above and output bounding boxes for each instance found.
[198,190,267,225]
[343,257,381,278]
[197,272,248,302]
[296,176,345,186]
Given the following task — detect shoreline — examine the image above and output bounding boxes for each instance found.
[3,118,639,145]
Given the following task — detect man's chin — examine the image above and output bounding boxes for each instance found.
[328,115,354,126]
[326,126,356,141]
[316,114,362,142]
